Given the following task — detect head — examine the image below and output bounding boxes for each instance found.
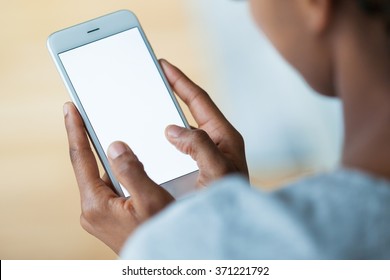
[249,0,390,97]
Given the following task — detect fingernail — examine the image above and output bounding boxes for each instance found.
[160,58,168,66]
[63,103,69,117]
[166,125,183,138]
[160,59,172,69]
[108,142,128,159]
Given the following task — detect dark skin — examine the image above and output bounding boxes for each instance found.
[64,0,390,254]
[63,60,248,254]
[251,0,390,178]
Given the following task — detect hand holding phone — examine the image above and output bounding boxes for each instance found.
[50,10,249,254]
[63,101,174,254]
[48,10,198,198]
[62,58,248,254]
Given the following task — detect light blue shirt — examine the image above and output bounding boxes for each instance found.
[121,169,390,259]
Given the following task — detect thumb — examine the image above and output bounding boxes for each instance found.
[107,141,161,201]
[165,125,228,171]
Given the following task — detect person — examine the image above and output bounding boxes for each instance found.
[62,0,390,259]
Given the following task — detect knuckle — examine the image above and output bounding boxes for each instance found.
[69,147,79,164]
[80,214,92,232]
[80,212,101,236]
[224,128,245,148]
[115,154,144,179]
[81,207,97,224]
[80,199,103,224]
[192,129,210,144]
[179,129,210,157]
[69,146,88,166]
[235,131,245,147]
[227,126,243,140]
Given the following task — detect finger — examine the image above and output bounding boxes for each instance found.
[107,141,160,203]
[63,102,102,199]
[160,59,229,128]
[165,125,230,174]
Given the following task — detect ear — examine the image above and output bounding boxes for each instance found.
[298,0,333,34]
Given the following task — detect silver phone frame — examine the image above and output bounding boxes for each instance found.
[47,10,198,198]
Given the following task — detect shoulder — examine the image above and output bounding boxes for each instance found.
[121,175,315,259]
[120,169,390,259]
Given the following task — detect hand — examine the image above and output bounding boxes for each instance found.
[161,59,249,186]
[63,102,174,254]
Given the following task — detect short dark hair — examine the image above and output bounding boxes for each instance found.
[357,0,390,33]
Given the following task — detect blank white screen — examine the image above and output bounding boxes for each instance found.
[59,28,197,193]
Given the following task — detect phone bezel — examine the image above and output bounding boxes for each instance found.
[47,10,197,197]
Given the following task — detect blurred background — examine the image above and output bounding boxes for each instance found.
[0,0,343,259]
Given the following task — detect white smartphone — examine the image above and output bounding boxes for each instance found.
[47,10,198,198]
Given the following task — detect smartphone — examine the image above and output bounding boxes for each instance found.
[47,10,198,198]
